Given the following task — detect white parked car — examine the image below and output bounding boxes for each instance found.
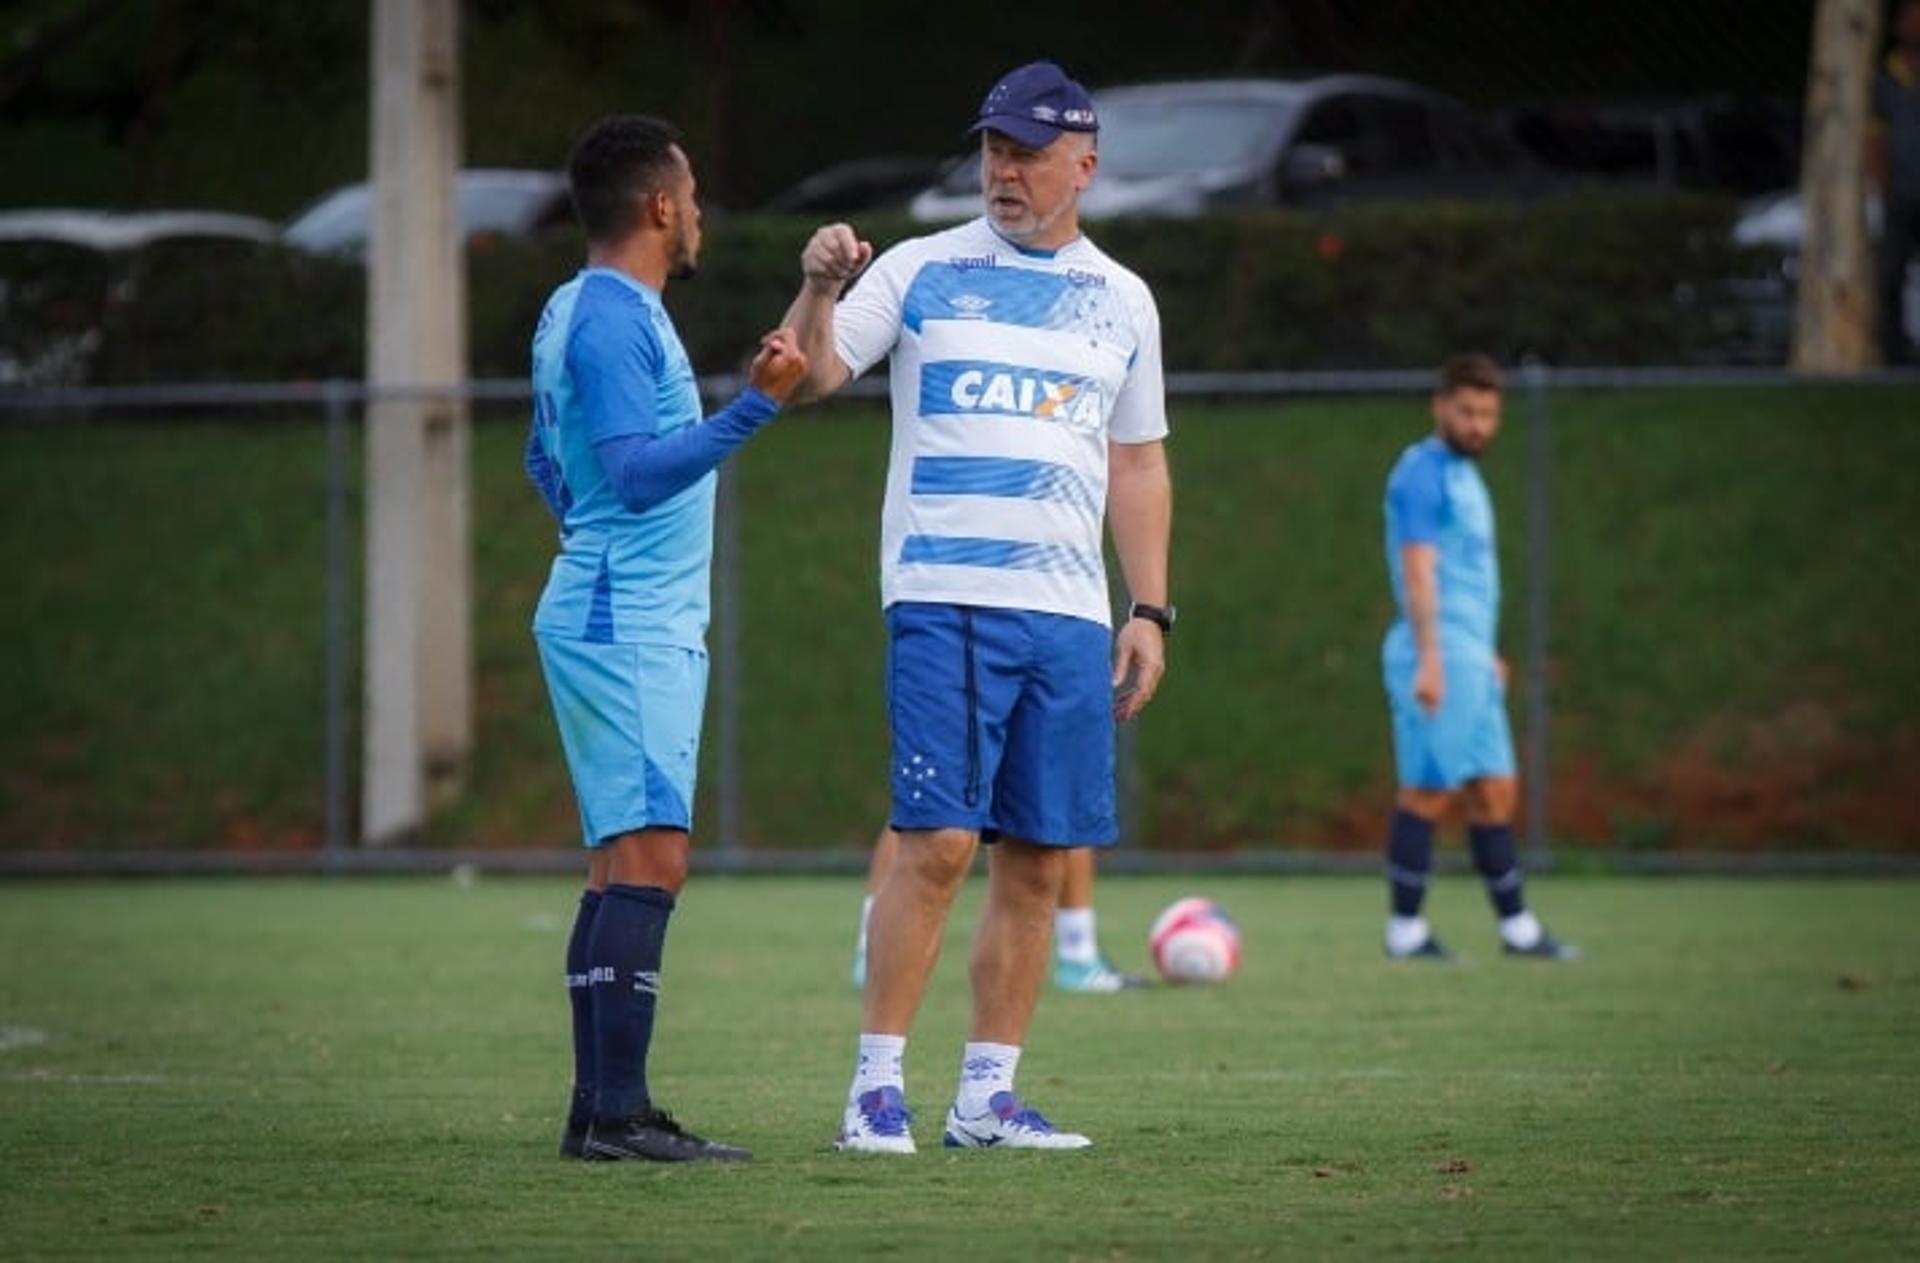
[0,208,279,386]
[282,169,572,257]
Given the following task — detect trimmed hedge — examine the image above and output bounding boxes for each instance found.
[36,192,1776,384]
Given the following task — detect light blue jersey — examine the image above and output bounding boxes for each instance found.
[1383,436,1500,650]
[528,267,709,647]
[1381,435,1513,790]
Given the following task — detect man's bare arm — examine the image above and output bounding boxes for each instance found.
[780,222,869,405]
[1107,438,1172,721]
[1401,542,1444,713]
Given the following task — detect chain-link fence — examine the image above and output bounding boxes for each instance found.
[2,366,1915,875]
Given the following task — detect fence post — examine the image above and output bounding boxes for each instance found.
[1522,359,1553,868]
[323,381,352,870]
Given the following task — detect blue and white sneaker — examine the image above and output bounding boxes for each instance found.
[942,1091,1092,1150]
[835,1085,915,1154]
[1054,955,1150,993]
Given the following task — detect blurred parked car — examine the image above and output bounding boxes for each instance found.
[909,75,1552,222]
[0,208,279,386]
[1502,98,1801,196]
[1731,189,1918,360]
[0,209,278,251]
[282,168,572,257]
[762,156,950,215]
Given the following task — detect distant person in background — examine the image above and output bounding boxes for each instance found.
[526,115,807,1162]
[851,828,1147,992]
[1872,0,1920,364]
[1378,354,1577,963]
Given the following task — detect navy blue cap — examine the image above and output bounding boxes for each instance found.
[970,60,1098,149]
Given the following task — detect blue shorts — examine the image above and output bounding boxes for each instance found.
[887,602,1116,847]
[534,633,707,847]
[1382,633,1515,791]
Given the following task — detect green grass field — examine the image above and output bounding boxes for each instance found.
[2,875,1916,1258]
[2,384,1916,852]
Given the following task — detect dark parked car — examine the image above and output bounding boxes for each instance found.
[1502,98,1801,196]
[762,156,951,215]
[910,75,1552,221]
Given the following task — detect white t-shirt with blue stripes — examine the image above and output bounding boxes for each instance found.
[834,217,1168,627]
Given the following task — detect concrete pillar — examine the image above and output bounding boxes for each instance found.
[362,0,469,844]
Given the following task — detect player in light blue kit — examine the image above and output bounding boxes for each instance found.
[527,115,808,1162]
[784,62,1174,1154]
[1380,354,1577,963]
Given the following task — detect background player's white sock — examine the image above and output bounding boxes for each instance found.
[855,895,874,956]
[1054,906,1097,965]
[851,1033,905,1100]
[1386,915,1431,955]
[952,1041,1021,1117]
[1499,910,1543,950]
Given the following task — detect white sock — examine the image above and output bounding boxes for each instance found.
[952,1041,1021,1117]
[855,894,874,956]
[1385,915,1431,955]
[850,1033,905,1101]
[1054,906,1098,966]
[1499,910,1543,950]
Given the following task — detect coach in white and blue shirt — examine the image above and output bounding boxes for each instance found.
[783,61,1174,1155]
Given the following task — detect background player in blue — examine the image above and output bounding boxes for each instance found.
[527,115,808,1162]
[782,62,1174,1153]
[1380,354,1577,963]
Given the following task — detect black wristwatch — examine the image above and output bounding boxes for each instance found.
[1128,602,1176,636]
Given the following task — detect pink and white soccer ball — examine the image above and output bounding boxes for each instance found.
[1148,897,1241,984]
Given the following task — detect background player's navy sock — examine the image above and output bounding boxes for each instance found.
[589,883,674,1121]
[1386,810,1436,917]
[1468,823,1527,918]
[564,889,602,1129]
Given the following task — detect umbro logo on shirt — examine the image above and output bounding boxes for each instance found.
[951,294,993,315]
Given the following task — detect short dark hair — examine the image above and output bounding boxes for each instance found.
[1437,352,1502,395]
[567,115,684,244]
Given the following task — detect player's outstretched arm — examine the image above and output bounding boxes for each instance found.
[780,222,869,405]
[593,330,808,513]
[1108,438,1172,721]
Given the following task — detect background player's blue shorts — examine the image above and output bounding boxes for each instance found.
[534,633,707,846]
[886,602,1116,846]
[1382,630,1516,791]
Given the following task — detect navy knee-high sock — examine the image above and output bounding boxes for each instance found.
[1468,823,1526,919]
[1386,810,1436,917]
[564,889,602,1129]
[589,883,675,1121]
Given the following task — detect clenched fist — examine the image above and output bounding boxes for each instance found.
[802,222,873,294]
[748,328,809,402]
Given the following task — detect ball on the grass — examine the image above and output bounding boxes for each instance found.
[1148,897,1241,984]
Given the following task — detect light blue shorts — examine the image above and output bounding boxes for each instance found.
[887,602,1116,847]
[534,633,707,846]
[1382,633,1515,791]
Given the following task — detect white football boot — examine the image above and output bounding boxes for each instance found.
[941,1092,1092,1150]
